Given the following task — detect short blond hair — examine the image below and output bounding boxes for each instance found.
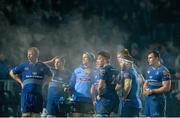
[117,49,133,63]
[27,47,39,57]
[117,48,129,58]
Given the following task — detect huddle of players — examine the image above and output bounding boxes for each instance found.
[9,47,171,117]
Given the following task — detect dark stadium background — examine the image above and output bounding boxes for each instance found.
[0,0,179,116]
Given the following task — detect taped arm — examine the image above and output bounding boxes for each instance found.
[115,83,121,91]
[123,78,132,100]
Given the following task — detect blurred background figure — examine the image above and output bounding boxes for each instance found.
[0,49,16,116]
[43,55,71,117]
[0,50,12,80]
[175,54,180,80]
[68,51,96,117]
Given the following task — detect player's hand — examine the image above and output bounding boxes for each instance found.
[20,82,23,89]
[143,89,148,96]
[143,87,148,96]
[144,88,152,96]
[64,87,68,92]
[93,100,96,106]
[97,95,102,100]
[64,87,71,94]
[51,56,59,63]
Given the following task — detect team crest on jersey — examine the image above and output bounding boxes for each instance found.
[24,67,29,71]
[163,70,170,77]
[100,69,106,75]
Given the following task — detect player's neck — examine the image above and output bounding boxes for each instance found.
[126,63,132,69]
[152,62,160,68]
[30,58,38,64]
[84,64,90,68]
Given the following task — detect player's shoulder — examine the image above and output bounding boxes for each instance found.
[103,64,112,70]
[127,68,134,75]
[101,65,118,75]
[101,64,111,72]
[99,68,106,75]
[111,67,119,75]
[36,61,51,70]
[99,66,108,75]
[37,61,47,66]
[17,60,30,67]
[124,68,132,75]
[158,65,169,74]
[159,65,170,76]
[74,64,83,73]
[160,65,169,71]
[123,71,131,78]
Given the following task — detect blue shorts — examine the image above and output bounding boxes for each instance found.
[46,97,67,116]
[21,92,43,113]
[121,105,141,117]
[144,95,166,117]
[95,95,119,116]
[46,87,66,116]
[95,98,112,115]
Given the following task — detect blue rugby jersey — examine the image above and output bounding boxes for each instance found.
[69,64,96,98]
[146,64,171,90]
[99,64,119,98]
[48,68,71,96]
[12,61,52,93]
